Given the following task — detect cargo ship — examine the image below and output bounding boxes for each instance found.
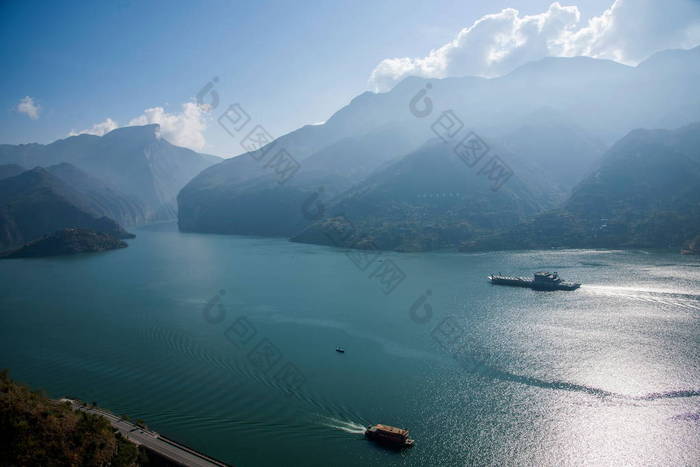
[488,271,581,291]
[365,424,415,448]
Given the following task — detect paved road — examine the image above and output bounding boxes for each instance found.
[63,399,230,467]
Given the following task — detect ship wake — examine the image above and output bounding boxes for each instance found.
[583,285,700,311]
[459,357,700,402]
[320,416,367,434]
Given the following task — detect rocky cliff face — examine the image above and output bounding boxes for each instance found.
[46,163,147,227]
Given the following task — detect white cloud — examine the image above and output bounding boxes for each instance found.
[17,96,41,120]
[67,102,208,151]
[128,102,207,150]
[68,118,119,137]
[560,0,700,63]
[369,0,700,91]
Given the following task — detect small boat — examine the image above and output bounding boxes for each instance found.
[366,424,414,448]
[335,347,345,353]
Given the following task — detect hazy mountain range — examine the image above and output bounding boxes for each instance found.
[0,125,219,251]
[179,46,700,252]
[2,46,699,254]
[0,124,220,223]
[462,123,700,251]
[0,167,133,249]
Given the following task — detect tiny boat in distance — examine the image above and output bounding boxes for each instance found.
[365,424,415,448]
[488,271,581,291]
[335,347,345,353]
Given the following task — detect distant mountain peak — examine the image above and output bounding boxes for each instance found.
[102,123,161,141]
[506,55,632,79]
[0,124,220,224]
[638,44,700,68]
[23,166,51,178]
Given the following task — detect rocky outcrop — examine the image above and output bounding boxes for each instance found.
[1,228,129,258]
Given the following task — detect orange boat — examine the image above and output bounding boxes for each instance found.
[365,424,415,448]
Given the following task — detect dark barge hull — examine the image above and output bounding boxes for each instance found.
[488,275,581,291]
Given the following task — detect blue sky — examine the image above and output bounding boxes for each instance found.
[2,0,694,156]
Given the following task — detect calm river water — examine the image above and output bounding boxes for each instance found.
[1,223,698,466]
